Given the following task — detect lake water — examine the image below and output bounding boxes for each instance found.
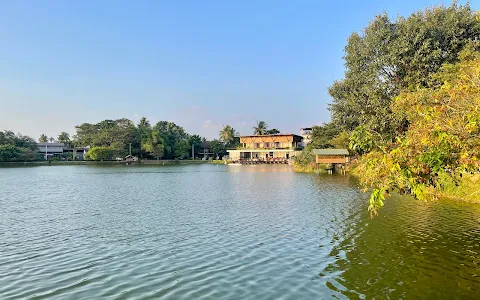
[1,164,479,299]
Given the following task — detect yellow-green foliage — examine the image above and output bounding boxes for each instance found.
[435,173,480,203]
[293,150,334,173]
[292,150,330,173]
[84,146,116,161]
[331,131,351,149]
[356,51,480,214]
[293,150,316,173]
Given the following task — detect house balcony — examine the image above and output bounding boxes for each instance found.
[231,146,302,151]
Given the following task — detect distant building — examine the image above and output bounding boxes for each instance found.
[199,141,214,160]
[37,142,65,159]
[313,149,350,164]
[64,146,90,160]
[227,134,303,162]
[37,143,89,160]
[124,155,138,162]
[300,127,312,147]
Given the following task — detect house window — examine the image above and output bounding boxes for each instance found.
[254,143,260,148]
[274,142,280,148]
[264,142,270,148]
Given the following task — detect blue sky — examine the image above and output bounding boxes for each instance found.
[0,0,474,140]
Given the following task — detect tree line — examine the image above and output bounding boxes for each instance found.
[72,118,241,161]
[0,117,286,162]
[0,131,38,161]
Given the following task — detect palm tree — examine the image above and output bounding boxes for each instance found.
[253,121,268,135]
[58,132,70,143]
[49,137,55,143]
[39,134,48,143]
[219,125,236,145]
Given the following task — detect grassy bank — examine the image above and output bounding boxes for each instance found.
[431,173,480,203]
[293,161,334,174]
[0,159,224,167]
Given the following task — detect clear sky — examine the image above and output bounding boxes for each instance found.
[0,0,474,140]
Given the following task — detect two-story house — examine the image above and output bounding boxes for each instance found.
[227,134,303,162]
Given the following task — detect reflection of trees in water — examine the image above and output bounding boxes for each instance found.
[319,195,480,299]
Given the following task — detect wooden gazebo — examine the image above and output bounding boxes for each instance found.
[313,149,350,174]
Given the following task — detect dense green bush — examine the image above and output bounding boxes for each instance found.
[84,146,116,161]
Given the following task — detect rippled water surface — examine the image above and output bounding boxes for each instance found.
[1,164,480,299]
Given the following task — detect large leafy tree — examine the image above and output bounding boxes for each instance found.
[210,139,227,159]
[266,128,280,134]
[138,119,165,160]
[0,131,37,150]
[144,131,165,159]
[329,3,480,139]
[307,123,341,150]
[75,118,139,157]
[152,121,189,159]
[138,117,153,158]
[57,132,70,144]
[173,139,190,159]
[253,121,268,135]
[84,146,115,161]
[0,131,38,161]
[357,50,480,214]
[189,135,202,158]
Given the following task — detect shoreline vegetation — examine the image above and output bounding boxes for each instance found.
[0,160,227,167]
[293,3,480,213]
[1,3,479,212]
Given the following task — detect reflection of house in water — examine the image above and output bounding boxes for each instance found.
[227,134,303,163]
[37,142,89,160]
[199,141,214,160]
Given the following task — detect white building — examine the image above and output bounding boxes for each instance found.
[37,142,65,159]
[227,134,304,162]
[37,143,89,160]
[300,127,312,148]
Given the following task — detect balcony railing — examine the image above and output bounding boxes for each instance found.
[230,146,302,150]
[237,157,291,162]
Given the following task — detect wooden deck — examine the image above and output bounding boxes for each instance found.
[233,158,290,165]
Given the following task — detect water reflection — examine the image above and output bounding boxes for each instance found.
[226,164,294,172]
[320,194,480,298]
[0,165,479,299]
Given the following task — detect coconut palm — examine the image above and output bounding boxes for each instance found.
[219,125,236,145]
[39,134,48,143]
[253,121,268,135]
[49,137,55,143]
